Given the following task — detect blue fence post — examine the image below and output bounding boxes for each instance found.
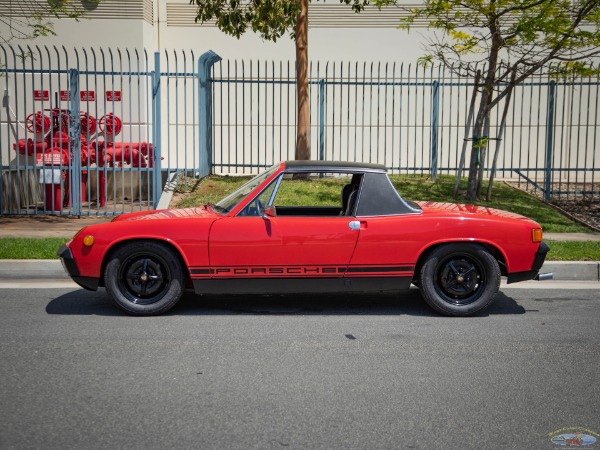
[151,52,162,209]
[319,79,325,160]
[544,81,556,203]
[69,68,82,216]
[431,80,439,181]
[198,50,222,178]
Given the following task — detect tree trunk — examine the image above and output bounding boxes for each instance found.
[295,0,310,160]
[466,47,502,200]
[466,105,486,201]
[476,114,490,199]
[466,15,502,201]
[487,71,516,201]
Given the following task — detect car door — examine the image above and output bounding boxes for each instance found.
[208,214,359,278]
[208,171,361,279]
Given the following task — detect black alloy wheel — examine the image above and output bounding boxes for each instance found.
[435,254,485,306]
[118,253,171,305]
[104,241,185,315]
[419,243,501,316]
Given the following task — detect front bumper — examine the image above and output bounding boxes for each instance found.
[57,245,100,291]
[506,241,551,284]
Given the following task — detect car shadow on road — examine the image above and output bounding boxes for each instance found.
[46,288,526,317]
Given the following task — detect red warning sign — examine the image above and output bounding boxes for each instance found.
[80,91,95,101]
[60,90,71,101]
[36,152,66,166]
[106,90,121,102]
[34,90,49,101]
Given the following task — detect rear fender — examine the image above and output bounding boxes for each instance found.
[413,241,508,283]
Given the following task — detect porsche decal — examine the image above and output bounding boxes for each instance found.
[190,265,414,278]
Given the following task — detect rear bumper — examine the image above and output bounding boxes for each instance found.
[57,245,99,291]
[506,241,551,284]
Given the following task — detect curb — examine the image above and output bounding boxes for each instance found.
[0,260,598,282]
[540,261,600,282]
[0,260,69,280]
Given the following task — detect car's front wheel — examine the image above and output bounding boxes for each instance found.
[104,241,185,315]
[419,243,500,316]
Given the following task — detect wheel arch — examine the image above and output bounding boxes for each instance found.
[99,238,191,287]
[413,240,508,283]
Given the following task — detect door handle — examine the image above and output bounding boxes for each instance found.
[348,220,360,230]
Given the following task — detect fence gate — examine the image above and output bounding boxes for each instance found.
[1,46,161,216]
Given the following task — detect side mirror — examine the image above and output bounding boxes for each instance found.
[263,205,276,218]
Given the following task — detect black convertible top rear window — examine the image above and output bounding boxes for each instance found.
[356,173,422,216]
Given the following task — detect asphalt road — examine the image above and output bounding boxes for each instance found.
[0,286,599,449]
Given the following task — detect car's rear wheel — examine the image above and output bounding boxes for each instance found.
[419,243,500,316]
[104,241,184,315]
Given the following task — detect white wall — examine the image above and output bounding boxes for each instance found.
[0,0,429,62]
[156,24,430,63]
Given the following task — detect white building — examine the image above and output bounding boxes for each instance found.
[0,0,432,62]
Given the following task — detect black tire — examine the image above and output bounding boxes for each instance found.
[419,243,500,316]
[104,241,185,315]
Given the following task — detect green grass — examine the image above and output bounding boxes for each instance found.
[174,174,591,233]
[545,241,600,261]
[175,175,250,208]
[273,177,348,206]
[0,238,68,259]
[388,175,590,233]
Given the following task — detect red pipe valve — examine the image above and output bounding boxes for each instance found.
[99,113,122,136]
[26,112,51,134]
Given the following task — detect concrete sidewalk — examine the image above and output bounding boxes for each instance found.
[0,215,111,238]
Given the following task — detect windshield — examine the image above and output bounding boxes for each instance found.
[214,164,279,214]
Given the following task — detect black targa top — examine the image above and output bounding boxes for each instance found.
[283,160,422,216]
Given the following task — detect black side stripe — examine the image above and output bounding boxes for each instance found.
[190,269,213,275]
[342,266,414,273]
[191,266,414,275]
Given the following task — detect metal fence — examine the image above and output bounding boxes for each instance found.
[211,59,600,201]
[1,46,163,216]
[1,46,599,217]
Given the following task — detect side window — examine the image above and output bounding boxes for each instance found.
[271,172,362,216]
[257,176,279,206]
[238,172,363,217]
[238,175,280,216]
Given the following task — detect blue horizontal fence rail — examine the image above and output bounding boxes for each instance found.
[1,46,599,217]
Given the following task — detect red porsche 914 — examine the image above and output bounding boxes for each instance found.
[59,161,552,316]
